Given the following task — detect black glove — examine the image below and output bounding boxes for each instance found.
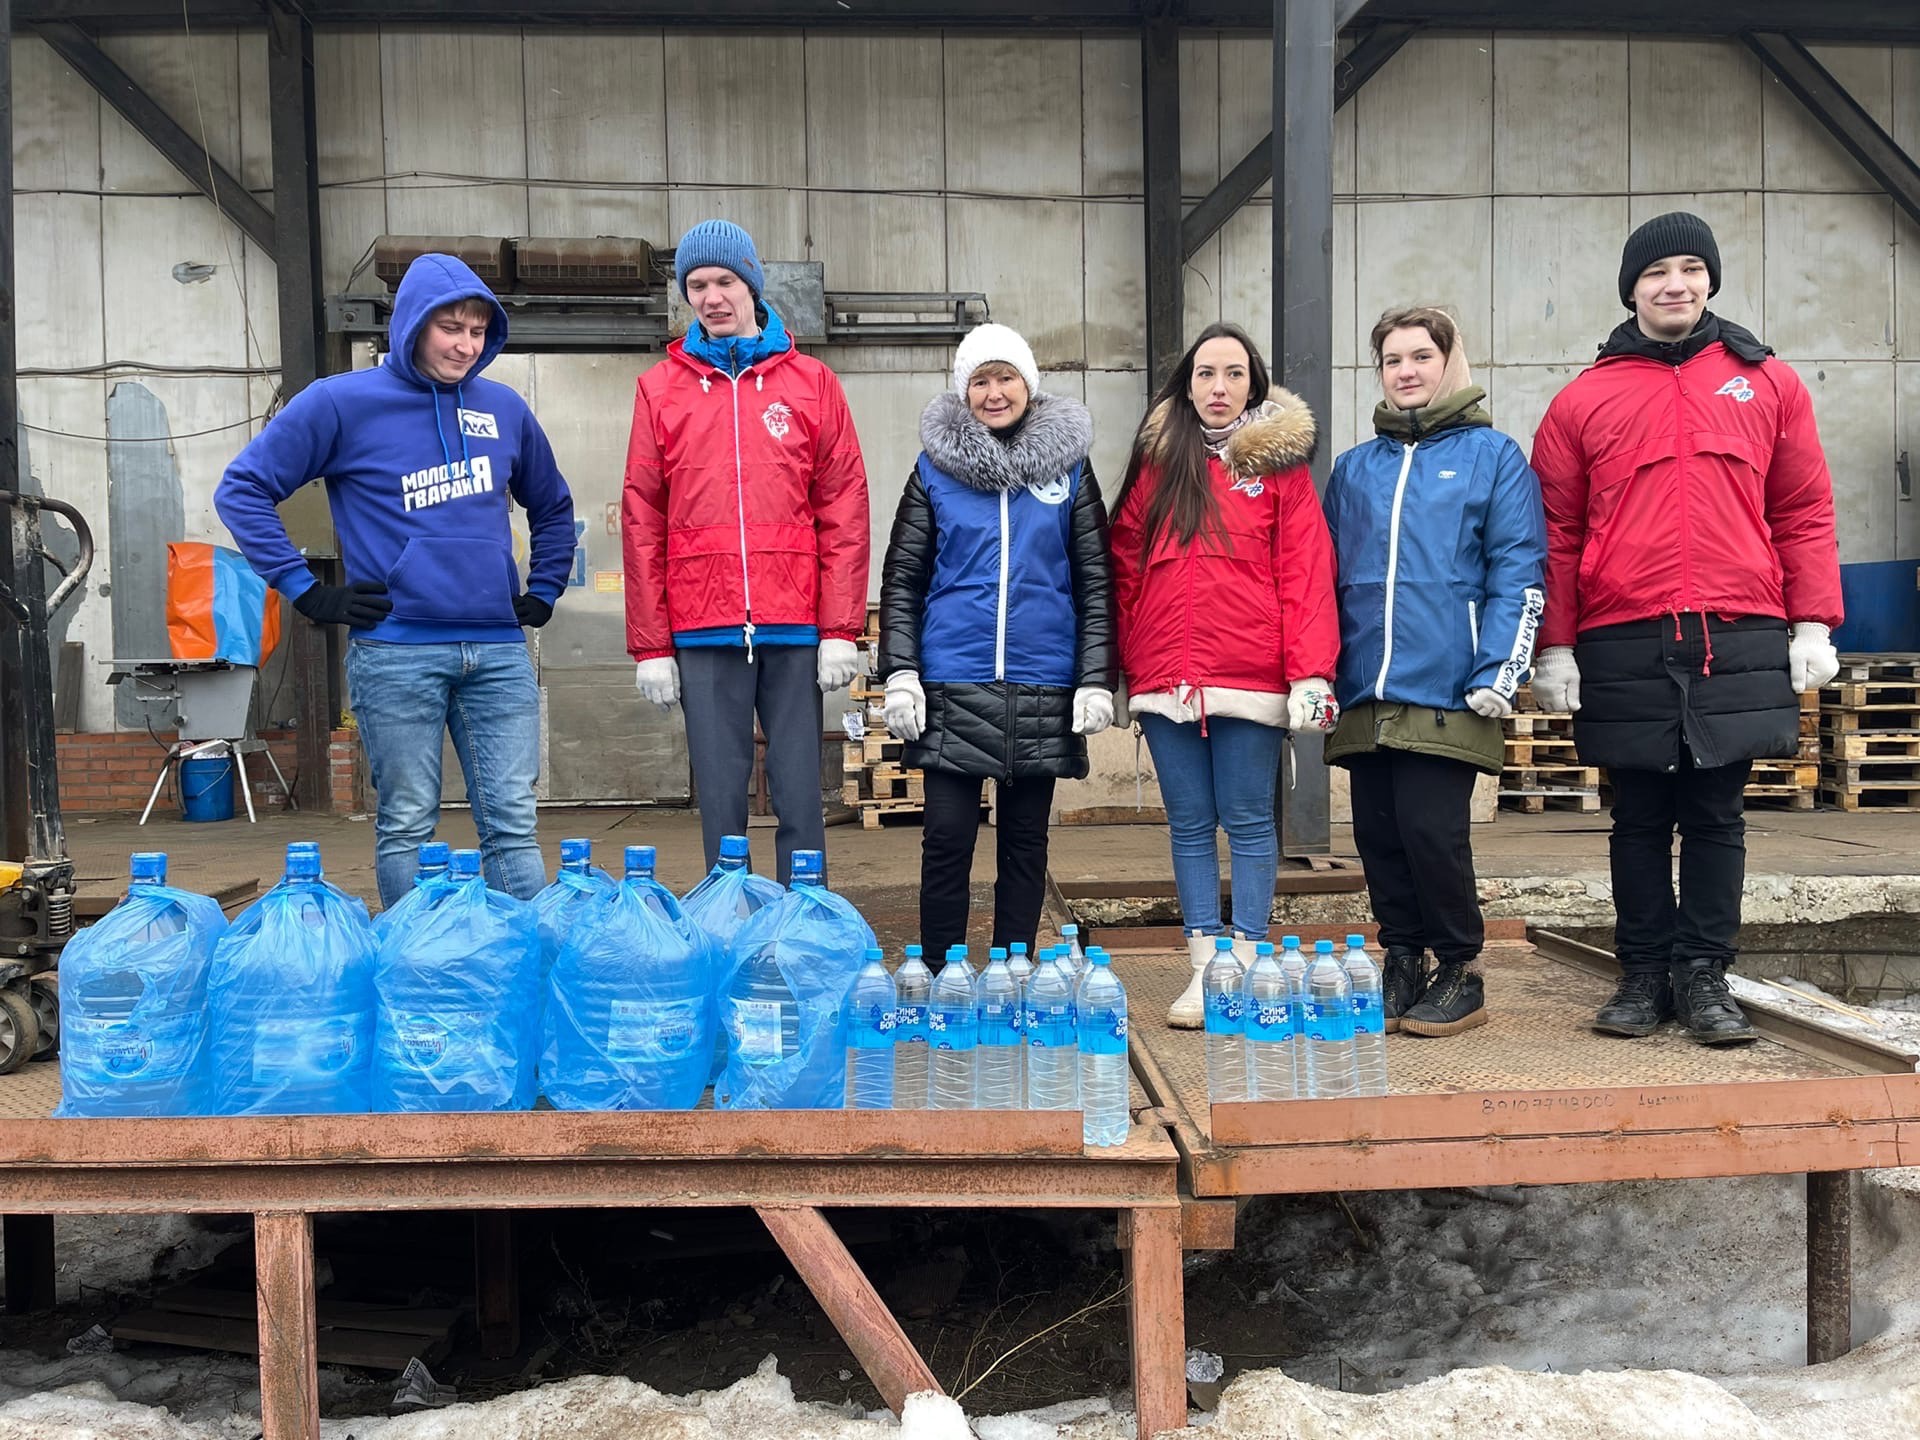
[513,593,554,628]
[292,580,393,629]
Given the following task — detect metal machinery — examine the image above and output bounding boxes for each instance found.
[0,490,92,1073]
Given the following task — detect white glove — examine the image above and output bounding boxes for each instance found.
[1285,677,1339,732]
[884,670,926,741]
[1466,687,1514,719]
[817,638,860,693]
[1530,646,1580,714]
[1788,622,1840,694]
[634,657,680,709]
[1072,686,1115,736]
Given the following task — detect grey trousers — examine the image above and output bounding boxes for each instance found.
[677,644,825,885]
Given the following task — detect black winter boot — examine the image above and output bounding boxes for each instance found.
[1671,959,1757,1044]
[1593,971,1673,1038]
[1399,963,1486,1037]
[1382,948,1430,1034]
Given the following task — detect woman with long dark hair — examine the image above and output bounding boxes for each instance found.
[1110,322,1340,1027]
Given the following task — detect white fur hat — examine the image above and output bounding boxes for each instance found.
[952,323,1040,400]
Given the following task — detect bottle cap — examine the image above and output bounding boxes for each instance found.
[285,844,322,880]
[948,944,967,959]
[129,852,168,883]
[559,837,591,864]
[1315,938,1334,953]
[624,844,656,874]
[865,947,885,963]
[287,841,320,857]
[1281,935,1300,948]
[1347,934,1366,947]
[1256,941,1276,956]
[791,849,824,883]
[1214,936,1235,951]
[990,947,1007,962]
[419,841,452,869]
[720,834,751,860]
[1090,949,1111,965]
[1010,942,1027,956]
[450,849,483,879]
[1061,923,1079,937]
[904,944,923,959]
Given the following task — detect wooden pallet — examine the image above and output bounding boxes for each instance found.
[1746,756,1819,810]
[1496,787,1601,814]
[842,762,925,806]
[111,1283,459,1370]
[1818,784,1920,812]
[1823,730,1920,761]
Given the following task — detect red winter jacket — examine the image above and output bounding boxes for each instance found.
[622,339,870,660]
[1530,340,1842,649]
[1110,393,1340,705]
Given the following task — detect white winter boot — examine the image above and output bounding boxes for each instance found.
[1231,934,1259,968]
[1168,931,1213,1028]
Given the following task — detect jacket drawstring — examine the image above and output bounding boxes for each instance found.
[1134,724,1145,811]
[1700,610,1714,677]
[431,388,454,478]
[1195,684,1209,739]
[454,382,475,492]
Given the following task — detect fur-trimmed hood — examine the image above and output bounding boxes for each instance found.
[918,390,1094,493]
[1137,388,1317,480]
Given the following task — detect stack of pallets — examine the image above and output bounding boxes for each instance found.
[1819,655,1920,812]
[1499,691,1600,813]
[1746,690,1821,809]
[841,614,933,829]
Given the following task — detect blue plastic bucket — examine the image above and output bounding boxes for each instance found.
[179,754,236,823]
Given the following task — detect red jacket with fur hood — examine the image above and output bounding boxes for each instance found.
[1110,390,1339,726]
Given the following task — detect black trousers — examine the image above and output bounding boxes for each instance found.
[1608,747,1751,975]
[919,769,1056,960]
[1346,748,1483,965]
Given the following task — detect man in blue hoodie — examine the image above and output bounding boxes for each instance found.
[217,254,576,907]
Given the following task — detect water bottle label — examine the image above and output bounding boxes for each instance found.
[851,1002,896,1048]
[608,998,704,1063]
[251,1012,366,1084]
[977,1002,1020,1048]
[927,1005,976,1052]
[1304,999,1355,1044]
[1245,1001,1293,1042]
[1351,992,1385,1036]
[1025,1003,1075,1048]
[1078,1007,1128,1056]
[388,1008,485,1070]
[1202,991,1244,1035]
[729,997,786,1065]
[72,1016,194,1080]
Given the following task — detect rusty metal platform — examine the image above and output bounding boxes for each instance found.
[1115,940,1920,1198]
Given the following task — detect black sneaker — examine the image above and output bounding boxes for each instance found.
[1382,948,1430,1034]
[1593,971,1673,1038]
[1671,960,1758,1045]
[1399,964,1487,1037]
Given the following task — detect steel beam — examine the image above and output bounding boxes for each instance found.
[1182,20,1416,261]
[35,21,277,256]
[1806,1171,1853,1364]
[1141,15,1183,392]
[1743,31,1920,228]
[267,0,322,392]
[1273,0,1335,856]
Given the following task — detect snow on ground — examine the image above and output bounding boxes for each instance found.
[1725,974,1920,1064]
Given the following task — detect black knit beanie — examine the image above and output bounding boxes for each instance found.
[1618,211,1721,308]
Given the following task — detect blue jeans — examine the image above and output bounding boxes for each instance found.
[1138,714,1283,939]
[347,639,545,908]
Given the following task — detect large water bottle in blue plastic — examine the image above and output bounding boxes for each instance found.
[974,947,1022,1109]
[207,842,377,1115]
[1346,934,1389,1097]
[845,948,896,1110]
[1304,939,1356,1098]
[1076,951,1128,1146]
[55,852,223,1117]
[891,945,932,1108]
[1202,935,1248,1103]
[372,842,453,942]
[531,838,615,982]
[683,834,784,1081]
[1243,941,1296,1100]
[1023,949,1078,1111]
[928,947,977,1110]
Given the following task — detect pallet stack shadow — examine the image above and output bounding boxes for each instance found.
[1499,686,1600,812]
[1819,655,1920,813]
[844,618,930,829]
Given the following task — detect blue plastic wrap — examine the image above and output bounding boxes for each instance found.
[372,841,454,940]
[681,837,784,1080]
[541,871,718,1110]
[55,853,225,1118]
[531,839,617,983]
[715,853,875,1111]
[206,845,378,1115]
[373,854,542,1112]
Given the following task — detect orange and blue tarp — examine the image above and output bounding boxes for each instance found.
[167,542,283,665]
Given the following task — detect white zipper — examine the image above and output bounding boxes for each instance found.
[728,370,755,660]
[994,489,1010,681]
[1372,442,1416,701]
[1467,599,1479,653]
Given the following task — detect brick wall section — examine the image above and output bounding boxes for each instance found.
[54,729,364,816]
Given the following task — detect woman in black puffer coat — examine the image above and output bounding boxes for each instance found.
[878,323,1115,959]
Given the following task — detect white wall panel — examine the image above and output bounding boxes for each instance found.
[1493,36,1627,196]
[102,196,247,368]
[1629,39,1763,193]
[1356,198,1493,369]
[809,34,943,192]
[1334,202,1357,369]
[1216,205,1269,356]
[1895,48,1920,361]
[128,374,254,539]
[1762,43,1893,193]
[1898,363,1920,558]
[945,36,1080,196]
[1084,368,1147,493]
[1183,235,1222,345]
[21,378,114,730]
[98,34,241,194]
[525,32,669,241]
[1218,36,1270,199]
[809,194,946,292]
[1083,200,1146,371]
[14,35,101,192]
[381,31,529,236]
[1765,191,1895,359]
[1355,34,1492,199]
[1180,33,1219,199]
[1081,35,1141,196]
[1628,191,1766,336]
[840,369,951,601]
[17,195,104,369]
[236,31,270,193]
[1790,361,1897,564]
[1331,366,1362,461]
[1493,196,1630,365]
[1487,364,1581,457]
[314,29,387,295]
[948,197,1085,368]
[666,190,808,263]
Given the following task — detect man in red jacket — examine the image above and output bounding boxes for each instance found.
[622,220,870,882]
[1530,212,1842,1045]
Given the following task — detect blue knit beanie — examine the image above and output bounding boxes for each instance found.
[674,220,764,301]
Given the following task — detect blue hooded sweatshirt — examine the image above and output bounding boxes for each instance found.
[215,255,576,645]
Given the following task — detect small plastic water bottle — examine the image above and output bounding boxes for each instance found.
[846,947,896,1109]
[1025,951,1078,1110]
[1305,939,1356,1098]
[1007,943,1033,1095]
[1278,936,1311,1097]
[1243,941,1296,1100]
[929,947,978,1110]
[1061,924,1087,974]
[892,945,932,1108]
[1076,951,1128,1146]
[975,947,1022,1109]
[1345,934,1388,1097]
[1202,935,1247,1103]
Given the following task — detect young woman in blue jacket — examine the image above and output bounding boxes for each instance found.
[878,325,1117,958]
[1323,307,1546,1038]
